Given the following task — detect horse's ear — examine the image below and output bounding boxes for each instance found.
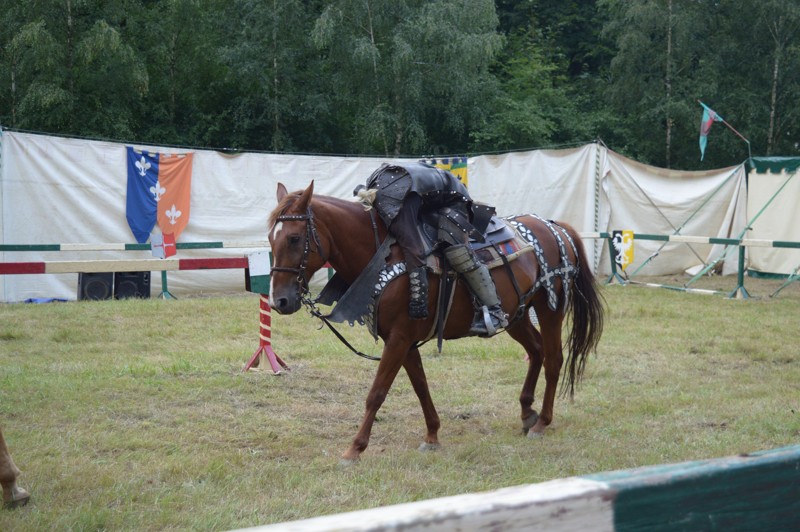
[276,182,288,202]
[296,180,314,212]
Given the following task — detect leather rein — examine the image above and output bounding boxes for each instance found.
[271,208,381,361]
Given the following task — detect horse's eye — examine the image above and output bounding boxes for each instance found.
[289,235,301,245]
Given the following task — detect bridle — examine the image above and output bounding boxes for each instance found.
[270,208,326,302]
[270,206,382,362]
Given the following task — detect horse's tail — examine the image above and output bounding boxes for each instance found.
[561,224,605,398]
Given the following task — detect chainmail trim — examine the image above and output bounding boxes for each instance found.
[363,262,407,339]
[506,215,579,312]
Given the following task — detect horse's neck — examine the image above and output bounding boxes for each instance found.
[316,198,386,283]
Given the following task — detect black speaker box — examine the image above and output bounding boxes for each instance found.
[78,272,114,300]
[113,271,151,299]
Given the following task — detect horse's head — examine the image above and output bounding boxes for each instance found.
[268,181,328,314]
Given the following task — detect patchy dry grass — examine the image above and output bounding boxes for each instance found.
[1,275,799,530]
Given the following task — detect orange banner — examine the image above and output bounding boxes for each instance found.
[156,153,193,241]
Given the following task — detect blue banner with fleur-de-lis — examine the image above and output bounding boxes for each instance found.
[126,147,160,243]
[126,146,193,244]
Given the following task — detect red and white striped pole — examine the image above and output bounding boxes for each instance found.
[243,294,289,374]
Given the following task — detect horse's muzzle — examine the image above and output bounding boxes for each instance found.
[269,290,302,315]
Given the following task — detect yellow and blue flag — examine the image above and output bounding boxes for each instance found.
[427,156,468,187]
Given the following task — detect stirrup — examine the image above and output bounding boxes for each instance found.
[469,305,508,337]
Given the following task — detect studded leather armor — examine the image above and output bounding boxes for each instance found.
[364,162,471,225]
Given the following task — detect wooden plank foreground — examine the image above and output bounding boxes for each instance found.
[233,445,800,532]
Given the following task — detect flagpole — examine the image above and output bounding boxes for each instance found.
[697,99,752,159]
[718,116,751,159]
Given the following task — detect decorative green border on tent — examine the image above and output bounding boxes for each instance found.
[748,156,800,175]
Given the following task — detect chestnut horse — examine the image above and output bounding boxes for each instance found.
[268,181,604,464]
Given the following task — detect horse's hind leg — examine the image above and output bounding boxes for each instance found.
[403,347,441,451]
[1,428,30,509]
[528,307,564,437]
[507,315,544,435]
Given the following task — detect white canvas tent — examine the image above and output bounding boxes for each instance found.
[600,151,748,277]
[1,130,755,302]
[745,157,800,277]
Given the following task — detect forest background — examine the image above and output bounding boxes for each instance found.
[1,0,798,171]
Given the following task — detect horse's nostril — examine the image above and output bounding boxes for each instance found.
[277,297,289,310]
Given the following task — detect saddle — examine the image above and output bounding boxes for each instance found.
[418,214,526,273]
[316,214,533,341]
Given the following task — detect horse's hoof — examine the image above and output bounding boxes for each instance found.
[522,412,539,434]
[3,486,30,509]
[338,457,359,467]
[418,442,441,452]
[527,429,544,440]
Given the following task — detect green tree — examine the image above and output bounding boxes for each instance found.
[3,19,67,130]
[216,0,329,152]
[129,0,235,147]
[312,0,503,156]
[710,0,800,158]
[599,0,800,168]
[601,0,712,168]
[469,30,576,151]
[0,0,147,138]
[480,0,615,152]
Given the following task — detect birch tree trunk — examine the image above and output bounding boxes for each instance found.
[665,0,673,168]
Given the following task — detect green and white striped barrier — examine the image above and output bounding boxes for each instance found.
[234,445,800,531]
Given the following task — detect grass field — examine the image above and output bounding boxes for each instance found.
[1,275,799,530]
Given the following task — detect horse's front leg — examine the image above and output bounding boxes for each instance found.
[1,428,30,509]
[340,338,410,465]
[403,347,441,451]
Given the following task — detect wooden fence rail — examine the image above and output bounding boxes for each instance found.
[235,445,800,531]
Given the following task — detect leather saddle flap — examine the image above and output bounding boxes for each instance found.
[471,216,515,250]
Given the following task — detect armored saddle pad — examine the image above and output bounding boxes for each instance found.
[418,214,516,253]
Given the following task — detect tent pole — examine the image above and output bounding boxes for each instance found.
[770,263,800,297]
